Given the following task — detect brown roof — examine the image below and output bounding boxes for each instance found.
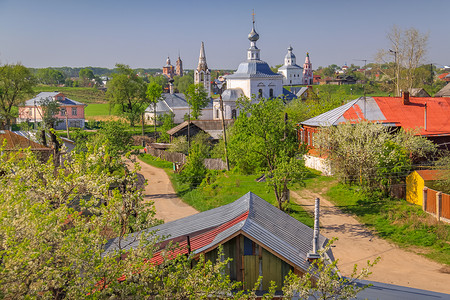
[0,130,50,151]
[416,170,446,181]
[167,120,235,136]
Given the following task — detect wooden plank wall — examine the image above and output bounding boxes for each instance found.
[425,188,437,213]
[442,193,450,219]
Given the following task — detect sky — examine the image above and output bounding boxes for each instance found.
[0,0,448,70]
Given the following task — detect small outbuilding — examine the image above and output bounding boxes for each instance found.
[406,170,444,205]
[104,192,334,292]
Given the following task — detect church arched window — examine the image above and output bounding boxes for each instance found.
[201,72,204,82]
[269,88,274,98]
[232,109,237,119]
[258,89,263,98]
[216,109,220,119]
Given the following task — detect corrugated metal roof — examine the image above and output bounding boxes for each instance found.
[301,96,450,136]
[103,192,333,272]
[301,98,361,127]
[435,84,450,97]
[24,92,86,107]
[167,120,234,136]
[145,93,213,113]
[226,60,284,79]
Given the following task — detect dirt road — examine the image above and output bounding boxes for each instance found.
[291,189,450,294]
[126,157,198,223]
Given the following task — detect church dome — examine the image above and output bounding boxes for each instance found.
[248,27,259,42]
[285,47,295,60]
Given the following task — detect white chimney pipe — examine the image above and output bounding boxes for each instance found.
[307,198,321,261]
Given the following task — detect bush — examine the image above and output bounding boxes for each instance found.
[178,144,207,188]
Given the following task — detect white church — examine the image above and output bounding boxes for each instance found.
[211,18,313,120]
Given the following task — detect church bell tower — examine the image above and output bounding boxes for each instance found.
[194,41,211,97]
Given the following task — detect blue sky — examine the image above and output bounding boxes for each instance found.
[0,0,448,70]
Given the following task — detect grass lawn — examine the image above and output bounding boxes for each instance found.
[85,103,111,118]
[326,183,450,265]
[138,154,314,227]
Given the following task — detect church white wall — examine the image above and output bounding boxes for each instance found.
[249,79,283,99]
[227,79,251,98]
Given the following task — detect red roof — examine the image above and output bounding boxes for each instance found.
[416,169,446,181]
[438,73,449,80]
[373,97,450,136]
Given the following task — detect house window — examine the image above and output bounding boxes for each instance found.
[258,89,263,98]
[231,109,237,119]
[269,88,274,98]
[60,108,66,116]
[72,107,77,116]
[57,96,63,101]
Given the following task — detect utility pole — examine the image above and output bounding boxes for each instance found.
[389,49,399,97]
[65,112,70,139]
[219,93,230,171]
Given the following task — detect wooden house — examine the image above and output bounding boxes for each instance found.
[104,192,334,292]
[166,119,234,142]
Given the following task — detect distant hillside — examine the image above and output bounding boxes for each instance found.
[33,86,107,104]
[29,67,163,78]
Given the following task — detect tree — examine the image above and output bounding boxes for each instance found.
[184,83,209,120]
[36,68,66,85]
[91,121,133,157]
[79,68,95,87]
[157,112,175,142]
[376,25,429,96]
[228,98,308,210]
[315,122,436,192]
[178,143,208,188]
[0,144,253,299]
[282,240,379,300]
[173,72,194,93]
[146,82,163,135]
[433,153,450,194]
[106,64,148,126]
[0,63,36,129]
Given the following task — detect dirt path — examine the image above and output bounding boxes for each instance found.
[291,189,450,294]
[126,157,198,223]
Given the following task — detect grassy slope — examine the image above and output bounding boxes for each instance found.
[326,183,450,265]
[33,86,107,104]
[138,154,314,227]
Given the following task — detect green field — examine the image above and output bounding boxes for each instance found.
[33,86,107,104]
[84,103,111,118]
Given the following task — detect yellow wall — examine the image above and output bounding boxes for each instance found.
[406,171,425,205]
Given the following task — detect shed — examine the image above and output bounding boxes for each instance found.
[406,170,445,205]
[167,119,234,142]
[409,88,430,97]
[104,192,334,292]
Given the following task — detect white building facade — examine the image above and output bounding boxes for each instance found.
[214,19,284,120]
[278,46,303,86]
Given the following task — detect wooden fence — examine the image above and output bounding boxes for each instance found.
[423,187,450,222]
[145,147,227,170]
